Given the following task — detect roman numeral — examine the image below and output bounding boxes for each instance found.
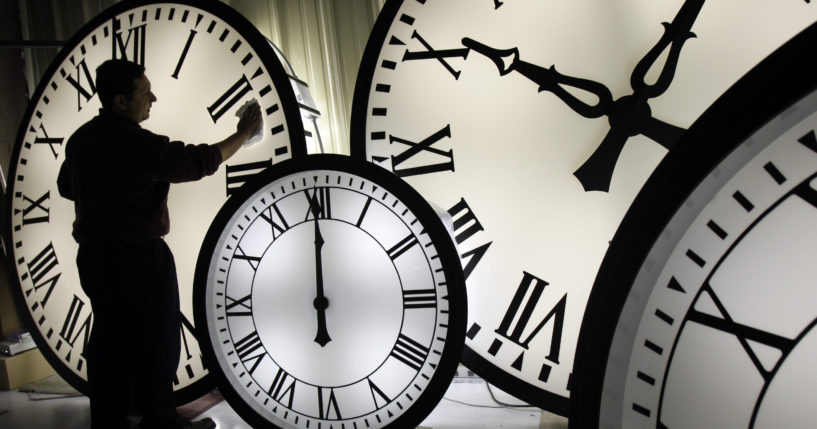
[403,289,436,309]
[113,20,147,65]
[687,284,794,382]
[60,294,92,357]
[402,30,469,79]
[390,333,429,371]
[225,159,271,196]
[233,245,261,271]
[368,378,391,409]
[32,123,64,159]
[175,313,201,385]
[793,174,817,209]
[208,75,253,123]
[172,29,197,79]
[304,187,331,220]
[384,125,455,177]
[226,293,252,317]
[318,387,342,420]
[268,367,297,408]
[447,198,492,280]
[63,58,96,112]
[494,272,567,365]
[16,191,50,225]
[26,242,61,308]
[234,331,265,374]
[387,234,419,260]
[259,204,290,239]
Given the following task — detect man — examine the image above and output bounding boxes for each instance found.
[57,59,261,429]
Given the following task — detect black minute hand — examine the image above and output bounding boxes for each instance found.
[310,192,331,347]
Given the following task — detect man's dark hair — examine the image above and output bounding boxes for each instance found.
[96,59,145,109]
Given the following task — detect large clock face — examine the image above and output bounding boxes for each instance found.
[194,154,466,429]
[570,23,817,428]
[350,0,817,412]
[4,0,306,402]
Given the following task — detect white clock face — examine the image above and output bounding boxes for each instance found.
[5,0,306,401]
[569,23,817,428]
[616,90,817,429]
[350,0,817,411]
[194,155,466,429]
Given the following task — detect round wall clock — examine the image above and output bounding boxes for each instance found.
[570,22,817,428]
[193,154,466,429]
[4,0,306,402]
[350,0,817,413]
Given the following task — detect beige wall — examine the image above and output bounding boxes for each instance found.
[224,0,385,154]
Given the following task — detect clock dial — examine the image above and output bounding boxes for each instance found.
[570,22,817,428]
[4,0,306,402]
[350,0,816,412]
[194,154,466,429]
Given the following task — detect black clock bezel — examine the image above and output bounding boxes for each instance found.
[349,0,400,160]
[193,153,467,429]
[4,0,307,404]
[569,21,817,427]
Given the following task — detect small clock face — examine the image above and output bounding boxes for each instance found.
[570,23,817,428]
[5,0,306,401]
[350,0,817,412]
[194,154,466,429]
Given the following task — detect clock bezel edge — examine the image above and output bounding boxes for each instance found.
[192,153,467,429]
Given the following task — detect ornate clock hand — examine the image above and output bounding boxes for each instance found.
[462,33,696,192]
[462,37,613,119]
[574,0,704,192]
[309,191,331,347]
[630,0,704,97]
[573,95,688,192]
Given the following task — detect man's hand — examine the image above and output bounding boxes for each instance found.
[214,101,263,162]
[237,101,262,138]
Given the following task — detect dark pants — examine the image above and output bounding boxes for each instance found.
[77,239,185,429]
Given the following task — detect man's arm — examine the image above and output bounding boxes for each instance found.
[214,102,262,162]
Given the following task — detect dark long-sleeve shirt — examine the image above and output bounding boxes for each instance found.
[57,109,223,245]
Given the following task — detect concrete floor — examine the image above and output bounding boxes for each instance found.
[0,376,568,429]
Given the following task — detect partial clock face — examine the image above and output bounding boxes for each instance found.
[5,0,306,402]
[570,23,817,428]
[350,0,817,412]
[194,154,466,429]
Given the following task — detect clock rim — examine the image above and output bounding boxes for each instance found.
[3,0,307,405]
[348,0,571,413]
[349,0,400,160]
[192,153,467,429]
[568,20,817,428]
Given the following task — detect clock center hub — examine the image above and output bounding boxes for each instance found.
[313,296,330,310]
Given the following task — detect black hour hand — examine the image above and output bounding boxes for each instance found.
[461,37,518,75]
[309,192,331,347]
[462,37,612,119]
